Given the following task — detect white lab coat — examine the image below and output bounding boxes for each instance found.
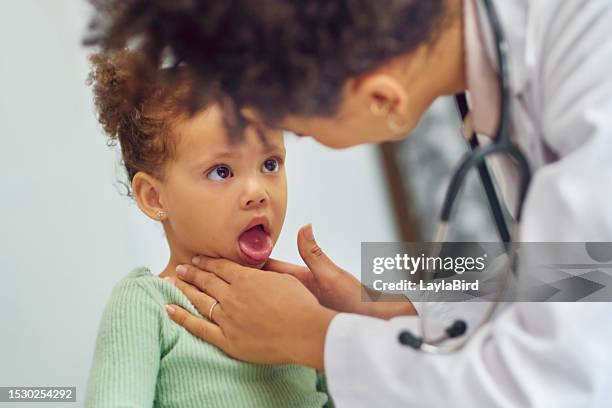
[323,0,612,406]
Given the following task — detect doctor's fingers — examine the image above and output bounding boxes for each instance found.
[175,264,230,301]
[297,225,342,280]
[166,303,226,349]
[264,258,312,281]
[165,276,228,324]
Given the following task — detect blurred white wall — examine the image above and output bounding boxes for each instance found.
[0,1,397,406]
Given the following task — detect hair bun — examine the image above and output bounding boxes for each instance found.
[87,49,153,140]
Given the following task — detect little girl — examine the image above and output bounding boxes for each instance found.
[85,50,332,407]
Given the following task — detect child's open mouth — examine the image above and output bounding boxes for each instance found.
[237,221,273,265]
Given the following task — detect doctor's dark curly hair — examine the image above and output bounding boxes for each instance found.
[85,0,447,127]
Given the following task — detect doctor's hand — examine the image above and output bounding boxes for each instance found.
[166,257,337,370]
[264,225,416,319]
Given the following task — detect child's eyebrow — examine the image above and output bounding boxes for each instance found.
[210,151,240,160]
[262,144,286,154]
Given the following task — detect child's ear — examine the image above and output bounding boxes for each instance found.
[132,171,167,221]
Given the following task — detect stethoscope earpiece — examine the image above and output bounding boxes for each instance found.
[446,320,468,338]
[399,319,468,350]
[398,330,423,349]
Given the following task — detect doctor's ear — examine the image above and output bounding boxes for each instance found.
[131,171,167,222]
[355,73,410,134]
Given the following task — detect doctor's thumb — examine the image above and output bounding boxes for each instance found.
[297,224,336,277]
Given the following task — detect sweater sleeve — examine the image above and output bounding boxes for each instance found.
[316,371,335,408]
[85,279,162,407]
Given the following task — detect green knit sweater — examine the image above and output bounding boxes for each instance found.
[85,267,332,407]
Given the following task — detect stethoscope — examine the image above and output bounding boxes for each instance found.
[398,0,532,353]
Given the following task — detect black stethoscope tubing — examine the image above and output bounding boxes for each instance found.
[398,0,533,352]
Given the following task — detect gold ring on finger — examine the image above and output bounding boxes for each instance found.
[208,300,219,322]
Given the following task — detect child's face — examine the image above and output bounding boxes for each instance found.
[158,106,287,268]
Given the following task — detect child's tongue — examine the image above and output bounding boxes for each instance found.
[238,225,273,264]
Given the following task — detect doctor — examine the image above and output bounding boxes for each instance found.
[89,0,612,405]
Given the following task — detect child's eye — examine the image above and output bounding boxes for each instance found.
[207,165,233,181]
[262,158,281,173]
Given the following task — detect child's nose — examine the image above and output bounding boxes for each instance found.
[240,179,268,210]
[243,195,267,209]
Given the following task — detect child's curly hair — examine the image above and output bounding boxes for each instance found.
[87,49,193,197]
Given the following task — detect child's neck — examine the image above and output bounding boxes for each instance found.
[159,233,199,279]
[159,252,195,279]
